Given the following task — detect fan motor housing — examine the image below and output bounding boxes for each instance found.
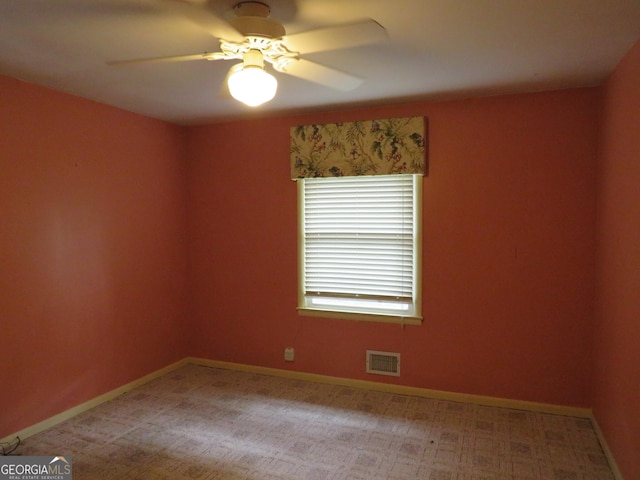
[231,2,286,39]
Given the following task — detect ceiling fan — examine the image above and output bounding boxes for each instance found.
[108,1,388,106]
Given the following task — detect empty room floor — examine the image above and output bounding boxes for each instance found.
[17,364,614,479]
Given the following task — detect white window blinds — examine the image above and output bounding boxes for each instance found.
[299,174,421,319]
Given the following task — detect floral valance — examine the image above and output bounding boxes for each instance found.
[290,116,427,179]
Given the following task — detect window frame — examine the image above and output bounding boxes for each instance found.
[297,174,423,325]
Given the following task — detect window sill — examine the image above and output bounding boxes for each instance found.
[297,307,422,326]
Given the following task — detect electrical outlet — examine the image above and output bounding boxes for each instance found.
[284,347,295,362]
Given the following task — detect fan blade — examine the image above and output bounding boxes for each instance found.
[284,19,388,55]
[33,1,160,17]
[163,0,245,42]
[107,52,219,66]
[279,58,363,91]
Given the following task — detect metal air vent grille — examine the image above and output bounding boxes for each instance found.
[366,350,400,376]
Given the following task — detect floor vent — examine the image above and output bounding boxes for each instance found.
[366,350,400,377]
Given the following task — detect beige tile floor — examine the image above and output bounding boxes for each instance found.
[19,365,614,479]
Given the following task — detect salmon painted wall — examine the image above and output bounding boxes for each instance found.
[0,76,189,438]
[594,38,640,479]
[187,88,599,407]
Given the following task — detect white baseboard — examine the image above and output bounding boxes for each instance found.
[591,415,625,480]
[188,357,593,419]
[0,358,189,444]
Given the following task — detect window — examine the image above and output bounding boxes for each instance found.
[298,174,422,324]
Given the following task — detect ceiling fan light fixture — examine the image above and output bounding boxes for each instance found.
[228,65,277,107]
[228,49,277,107]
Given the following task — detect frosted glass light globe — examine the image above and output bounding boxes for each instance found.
[228,66,278,107]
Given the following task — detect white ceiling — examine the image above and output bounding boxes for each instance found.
[1,0,639,125]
